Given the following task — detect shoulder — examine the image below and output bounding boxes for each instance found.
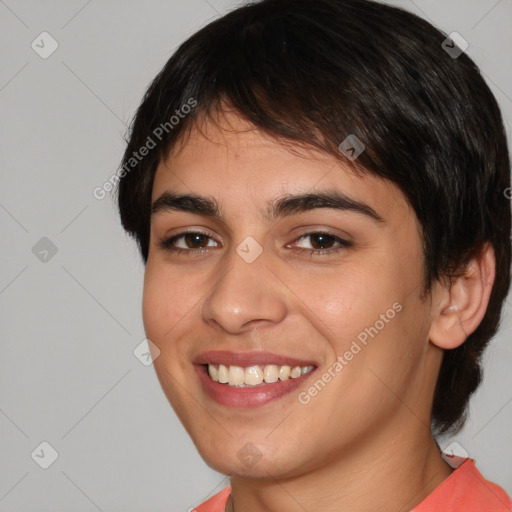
[412,459,511,512]
[193,487,231,512]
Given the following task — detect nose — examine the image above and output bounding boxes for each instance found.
[201,243,287,334]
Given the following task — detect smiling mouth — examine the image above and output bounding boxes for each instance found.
[206,363,316,387]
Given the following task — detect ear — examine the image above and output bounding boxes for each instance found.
[429,243,496,350]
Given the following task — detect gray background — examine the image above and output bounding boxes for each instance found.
[0,0,511,510]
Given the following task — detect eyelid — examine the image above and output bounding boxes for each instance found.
[157,228,219,251]
[286,232,353,254]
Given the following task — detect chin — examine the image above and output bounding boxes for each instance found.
[198,440,303,480]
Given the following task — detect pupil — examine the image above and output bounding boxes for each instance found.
[313,234,332,249]
[187,233,206,247]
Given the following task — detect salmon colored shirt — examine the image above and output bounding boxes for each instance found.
[193,459,511,512]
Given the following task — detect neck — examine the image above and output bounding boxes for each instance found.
[226,422,453,512]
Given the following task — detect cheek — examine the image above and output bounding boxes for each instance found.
[142,266,164,341]
[294,248,428,374]
[289,265,398,348]
[141,263,189,348]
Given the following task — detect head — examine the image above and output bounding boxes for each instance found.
[115,0,510,477]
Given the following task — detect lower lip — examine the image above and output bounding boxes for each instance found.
[195,365,316,408]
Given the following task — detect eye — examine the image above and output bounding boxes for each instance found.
[157,230,352,257]
[158,230,218,255]
[290,232,352,256]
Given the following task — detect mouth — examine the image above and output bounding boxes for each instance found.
[193,351,318,407]
[207,363,315,387]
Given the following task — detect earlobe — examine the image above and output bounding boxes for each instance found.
[429,243,496,350]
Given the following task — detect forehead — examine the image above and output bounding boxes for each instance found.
[164,110,336,174]
[152,110,411,224]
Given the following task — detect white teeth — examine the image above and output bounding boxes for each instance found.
[290,366,302,378]
[279,365,291,380]
[228,365,245,385]
[264,365,279,383]
[207,363,315,386]
[208,364,218,381]
[245,366,264,385]
[218,364,229,384]
[301,365,315,375]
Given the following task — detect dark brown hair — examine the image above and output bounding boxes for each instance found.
[115,0,511,434]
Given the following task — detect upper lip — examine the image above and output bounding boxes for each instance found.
[193,350,318,368]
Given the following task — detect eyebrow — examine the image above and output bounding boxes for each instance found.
[151,190,385,223]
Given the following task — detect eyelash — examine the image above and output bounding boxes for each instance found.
[157,230,353,257]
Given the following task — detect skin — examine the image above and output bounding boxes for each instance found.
[142,108,495,512]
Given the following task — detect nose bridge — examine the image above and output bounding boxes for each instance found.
[201,239,286,333]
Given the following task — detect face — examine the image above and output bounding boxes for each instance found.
[143,110,441,479]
